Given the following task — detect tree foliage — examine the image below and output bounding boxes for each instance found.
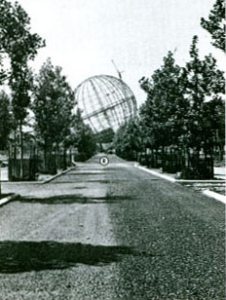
[0,0,45,122]
[115,37,225,178]
[114,118,142,160]
[201,0,225,51]
[183,36,225,152]
[33,59,75,150]
[70,109,96,161]
[139,51,188,150]
[138,38,225,156]
[0,91,12,150]
[95,128,115,144]
[201,97,225,152]
[0,56,8,85]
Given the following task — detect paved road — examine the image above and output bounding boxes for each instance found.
[0,155,225,299]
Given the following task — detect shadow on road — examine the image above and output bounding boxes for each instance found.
[0,241,134,273]
[14,195,135,204]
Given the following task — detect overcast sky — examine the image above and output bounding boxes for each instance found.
[19,0,225,106]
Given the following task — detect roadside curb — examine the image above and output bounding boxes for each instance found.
[135,164,176,182]
[0,194,19,207]
[135,163,226,204]
[202,190,226,205]
[175,179,224,183]
[0,166,77,185]
[0,166,77,204]
[42,166,76,184]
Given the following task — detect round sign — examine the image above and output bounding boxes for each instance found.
[99,156,109,166]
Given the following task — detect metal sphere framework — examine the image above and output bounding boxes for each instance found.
[75,75,137,133]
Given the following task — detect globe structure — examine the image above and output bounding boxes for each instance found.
[75,75,137,133]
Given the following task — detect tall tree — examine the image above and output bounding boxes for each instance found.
[33,59,75,170]
[201,0,225,51]
[0,0,44,118]
[0,0,44,177]
[0,91,12,150]
[184,36,224,148]
[0,0,44,119]
[182,36,225,178]
[139,52,188,151]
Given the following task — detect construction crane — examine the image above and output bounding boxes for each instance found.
[111,59,124,80]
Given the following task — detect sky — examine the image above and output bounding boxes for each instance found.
[18,0,225,106]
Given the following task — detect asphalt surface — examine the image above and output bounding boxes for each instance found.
[0,154,225,300]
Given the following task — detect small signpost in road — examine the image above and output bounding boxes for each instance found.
[99,156,109,166]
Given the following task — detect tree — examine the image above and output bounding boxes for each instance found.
[0,0,44,117]
[139,52,188,151]
[182,36,225,178]
[70,110,96,161]
[114,118,142,160]
[184,36,224,147]
[33,59,75,170]
[95,128,115,144]
[0,91,12,150]
[201,0,225,51]
[0,0,44,177]
[201,97,225,161]
[139,52,190,172]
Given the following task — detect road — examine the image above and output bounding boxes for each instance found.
[0,154,225,300]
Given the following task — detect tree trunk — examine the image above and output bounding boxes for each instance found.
[161,146,165,170]
[19,121,24,179]
[63,146,67,170]
[13,129,17,160]
[69,148,72,165]
[44,140,47,173]
[55,144,59,170]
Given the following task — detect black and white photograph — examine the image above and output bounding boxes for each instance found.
[0,0,225,299]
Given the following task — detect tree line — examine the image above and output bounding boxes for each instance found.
[0,0,225,179]
[114,0,225,179]
[0,0,96,176]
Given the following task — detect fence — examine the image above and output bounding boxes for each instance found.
[137,147,214,179]
[8,147,73,181]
